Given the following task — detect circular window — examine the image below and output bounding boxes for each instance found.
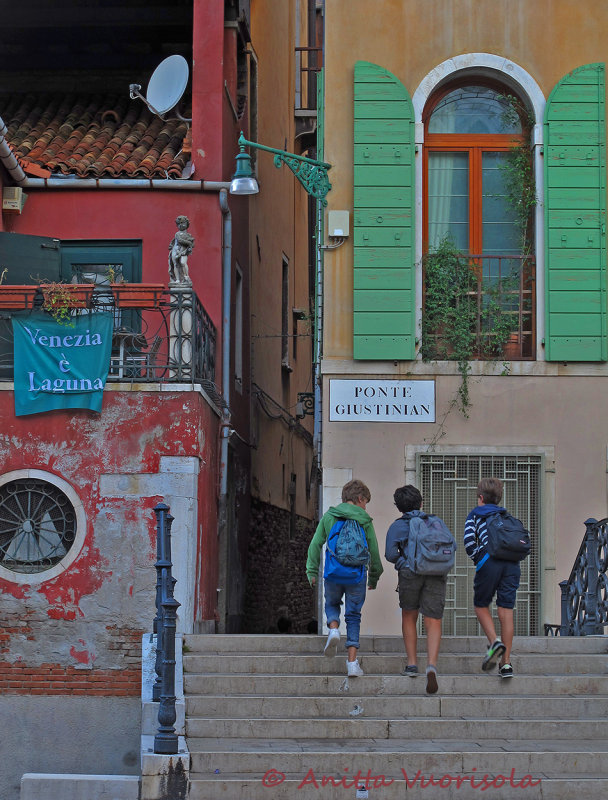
[0,477,77,574]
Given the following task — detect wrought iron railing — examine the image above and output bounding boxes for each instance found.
[0,286,216,385]
[295,46,322,112]
[555,517,608,636]
[468,254,535,359]
[152,501,180,754]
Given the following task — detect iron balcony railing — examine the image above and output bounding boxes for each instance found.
[424,253,535,360]
[295,45,322,113]
[0,286,216,386]
[468,254,536,360]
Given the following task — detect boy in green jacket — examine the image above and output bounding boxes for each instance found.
[306,479,383,677]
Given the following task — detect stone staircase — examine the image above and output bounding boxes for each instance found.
[183,634,608,799]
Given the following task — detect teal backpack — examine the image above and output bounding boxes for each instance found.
[324,518,370,584]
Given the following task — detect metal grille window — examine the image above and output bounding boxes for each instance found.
[0,479,77,574]
[418,453,541,635]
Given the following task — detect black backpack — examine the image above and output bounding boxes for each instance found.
[484,511,531,562]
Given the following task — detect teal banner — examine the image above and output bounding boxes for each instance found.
[12,313,114,416]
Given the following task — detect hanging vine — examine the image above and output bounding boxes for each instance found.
[421,238,521,418]
[421,95,537,423]
[498,93,537,254]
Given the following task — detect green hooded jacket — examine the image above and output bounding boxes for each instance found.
[306,502,384,589]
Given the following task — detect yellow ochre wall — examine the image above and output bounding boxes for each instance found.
[320,0,608,635]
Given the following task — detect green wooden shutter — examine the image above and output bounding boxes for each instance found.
[0,231,62,283]
[353,61,415,360]
[544,62,606,361]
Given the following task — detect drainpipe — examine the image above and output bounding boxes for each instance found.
[314,200,323,518]
[0,118,26,184]
[217,188,232,634]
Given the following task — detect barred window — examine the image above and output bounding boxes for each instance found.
[418,453,541,636]
[0,478,77,574]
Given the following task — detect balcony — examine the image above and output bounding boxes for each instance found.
[0,285,217,386]
[295,45,322,140]
[423,253,535,361]
[468,254,535,359]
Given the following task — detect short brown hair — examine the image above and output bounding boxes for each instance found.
[342,479,371,504]
[477,477,503,505]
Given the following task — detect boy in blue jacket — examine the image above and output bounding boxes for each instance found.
[385,484,448,694]
[464,477,519,678]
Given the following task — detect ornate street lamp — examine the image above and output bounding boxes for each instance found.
[230,132,332,204]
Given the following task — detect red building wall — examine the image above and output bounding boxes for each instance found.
[0,389,219,694]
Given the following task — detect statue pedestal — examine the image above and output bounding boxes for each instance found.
[168,285,194,380]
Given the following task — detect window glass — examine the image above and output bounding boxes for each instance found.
[482,152,520,256]
[429,86,522,135]
[428,152,469,251]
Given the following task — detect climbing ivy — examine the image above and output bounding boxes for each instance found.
[421,238,520,417]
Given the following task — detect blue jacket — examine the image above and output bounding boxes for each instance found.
[385,510,427,571]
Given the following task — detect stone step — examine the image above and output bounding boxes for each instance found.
[182,652,608,675]
[186,693,608,719]
[183,633,608,655]
[187,775,608,800]
[185,716,606,740]
[184,672,608,696]
[188,741,608,776]
[182,634,608,800]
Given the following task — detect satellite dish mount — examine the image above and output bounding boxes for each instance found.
[129,55,192,122]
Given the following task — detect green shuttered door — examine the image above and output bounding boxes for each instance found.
[353,61,415,360]
[545,63,607,361]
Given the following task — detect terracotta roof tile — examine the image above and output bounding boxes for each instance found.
[0,93,191,179]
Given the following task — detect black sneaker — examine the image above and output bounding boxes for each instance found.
[499,663,514,679]
[401,664,418,677]
[482,639,506,671]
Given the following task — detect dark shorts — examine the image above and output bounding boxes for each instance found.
[474,557,521,609]
[398,567,447,619]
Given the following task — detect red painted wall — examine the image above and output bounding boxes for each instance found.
[0,389,219,689]
[2,190,224,333]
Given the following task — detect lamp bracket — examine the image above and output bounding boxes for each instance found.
[296,392,315,417]
[238,133,332,204]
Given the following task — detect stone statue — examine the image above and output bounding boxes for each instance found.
[168,215,194,285]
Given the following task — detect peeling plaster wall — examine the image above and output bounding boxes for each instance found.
[0,388,219,679]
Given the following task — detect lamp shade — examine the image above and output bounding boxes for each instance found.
[229,150,259,195]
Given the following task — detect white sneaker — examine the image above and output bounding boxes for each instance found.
[347,659,364,677]
[323,628,340,657]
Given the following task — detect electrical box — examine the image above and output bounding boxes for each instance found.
[2,187,28,214]
[328,210,349,237]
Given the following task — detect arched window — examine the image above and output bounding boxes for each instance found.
[423,81,535,359]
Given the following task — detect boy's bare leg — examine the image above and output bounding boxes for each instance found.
[496,606,514,664]
[401,609,419,665]
[424,616,441,667]
[475,605,498,645]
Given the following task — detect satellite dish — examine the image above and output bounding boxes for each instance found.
[146,55,189,115]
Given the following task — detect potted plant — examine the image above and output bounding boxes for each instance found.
[40,281,95,325]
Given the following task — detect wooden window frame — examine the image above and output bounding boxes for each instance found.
[422,79,528,257]
[422,82,536,359]
[423,137,526,257]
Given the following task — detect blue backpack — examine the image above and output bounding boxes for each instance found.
[324,518,370,585]
[403,513,456,576]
